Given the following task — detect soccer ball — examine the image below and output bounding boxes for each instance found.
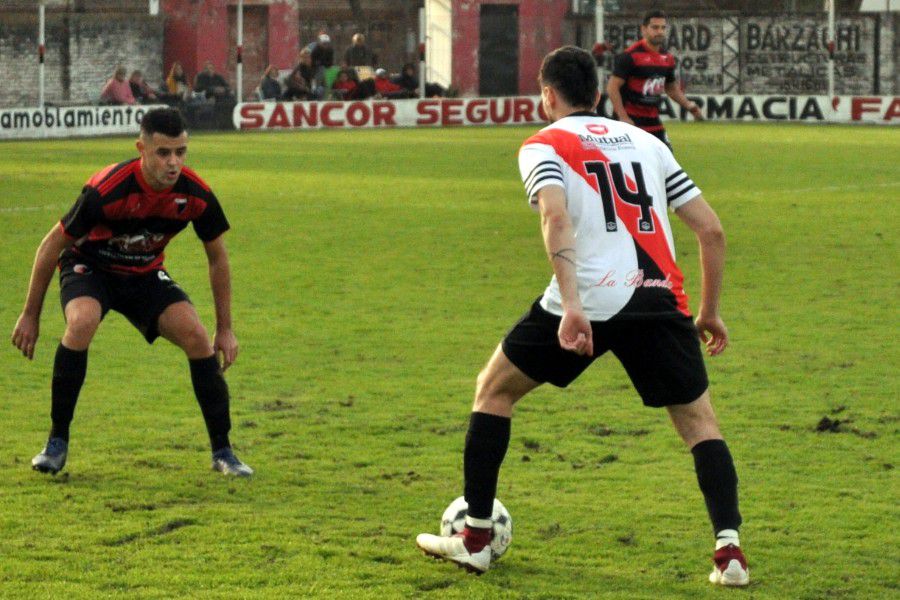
[440,496,513,561]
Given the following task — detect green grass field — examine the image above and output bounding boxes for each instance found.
[0,122,897,599]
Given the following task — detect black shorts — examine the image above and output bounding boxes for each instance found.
[626,115,673,152]
[58,257,191,343]
[501,299,708,407]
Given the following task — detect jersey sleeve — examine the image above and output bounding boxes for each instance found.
[518,143,565,210]
[666,57,677,83]
[192,191,231,241]
[59,186,102,239]
[612,52,634,79]
[661,148,701,211]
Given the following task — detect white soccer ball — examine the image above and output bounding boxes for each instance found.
[440,496,513,561]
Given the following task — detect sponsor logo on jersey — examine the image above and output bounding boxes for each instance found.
[642,77,666,97]
[577,132,634,149]
[585,124,609,135]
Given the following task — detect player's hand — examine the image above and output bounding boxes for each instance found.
[214,328,239,371]
[11,312,40,360]
[695,313,728,356]
[688,102,704,121]
[558,308,593,357]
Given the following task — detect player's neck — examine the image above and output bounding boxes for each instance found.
[642,38,661,53]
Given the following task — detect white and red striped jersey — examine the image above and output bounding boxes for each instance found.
[518,112,701,321]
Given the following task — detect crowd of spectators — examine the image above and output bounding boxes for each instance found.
[255,30,448,102]
[98,31,449,113]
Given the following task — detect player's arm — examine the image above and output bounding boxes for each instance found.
[664,81,703,120]
[675,195,727,355]
[537,185,593,357]
[12,224,74,359]
[203,235,238,370]
[605,75,633,125]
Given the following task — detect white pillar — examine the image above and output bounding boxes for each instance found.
[826,0,835,98]
[39,2,45,108]
[419,5,427,98]
[595,0,605,89]
[237,0,244,103]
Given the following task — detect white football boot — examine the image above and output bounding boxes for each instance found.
[709,543,750,587]
[416,533,491,574]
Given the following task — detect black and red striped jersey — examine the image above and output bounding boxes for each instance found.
[612,39,676,123]
[59,158,229,274]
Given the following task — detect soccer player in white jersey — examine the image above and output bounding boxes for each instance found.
[417,46,749,586]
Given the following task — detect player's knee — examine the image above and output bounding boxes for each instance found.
[474,368,513,411]
[64,308,101,343]
[174,324,212,356]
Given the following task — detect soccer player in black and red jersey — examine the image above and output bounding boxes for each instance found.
[11,108,252,477]
[606,10,703,150]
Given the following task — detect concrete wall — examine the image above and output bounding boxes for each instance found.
[0,10,163,107]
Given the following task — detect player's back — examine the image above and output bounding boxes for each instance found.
[518,113,701,320]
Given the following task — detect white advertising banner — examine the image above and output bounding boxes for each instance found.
[0,105,166,140]
[233,96,900,131]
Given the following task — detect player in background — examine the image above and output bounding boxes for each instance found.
[606,10,703,150]
[11,108,252,477]
[417,46,749,587]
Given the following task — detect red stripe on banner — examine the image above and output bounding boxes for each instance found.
[522,128,689,316]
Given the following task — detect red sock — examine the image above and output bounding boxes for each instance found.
[462,526,491,553]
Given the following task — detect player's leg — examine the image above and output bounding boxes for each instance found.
[33,262,108,474]
[417,346,539,573]
[418,299,595,573]
[667,393,748,586]
[611,317,747,585]
[155,299,251,477]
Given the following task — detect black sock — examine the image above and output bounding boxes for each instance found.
[189,356,231,452]
[464,412,511,520]
[49,344,88,442]
[692,438,742,533]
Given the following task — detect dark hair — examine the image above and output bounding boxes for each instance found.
[140,107,187,138]
[539,46,598,109]
[642,10,667,26]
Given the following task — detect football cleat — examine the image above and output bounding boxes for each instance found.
[32,437,68,474]
[211,447,253,477]
[416,533,492,574]
[709,543,750,586]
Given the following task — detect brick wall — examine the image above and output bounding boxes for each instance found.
[0,8,164,108]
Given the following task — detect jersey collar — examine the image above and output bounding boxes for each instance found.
[565,110,598,118]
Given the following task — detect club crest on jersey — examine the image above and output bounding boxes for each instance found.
[642,76,666,96]
[73,264,91,275]
[174,197,188,213]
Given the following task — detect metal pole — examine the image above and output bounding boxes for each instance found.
[39,2,45,108]
[826,0,835,98]
[419,5,426,98]
[237,0,244,103]
[595,0,605,89]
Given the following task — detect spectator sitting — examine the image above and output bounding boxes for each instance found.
[392,63,419,96]
[343,33,377,68]
[310,32,335,72]
[259,66,282,100]
[129,70,158,104]
[373,68,407,99]
[165,61,191,100]
[194,61,232,101]
[100,66,136,105]
[391,62,447,98]
[283,49,319,100]
[331,69,358,100]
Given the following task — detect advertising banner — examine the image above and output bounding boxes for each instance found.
[0,104,165,140]
[234,96,900,131]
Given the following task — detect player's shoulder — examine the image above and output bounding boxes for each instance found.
[179,165,214,195]
[520,118,592,153]
[84,158,139,196]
